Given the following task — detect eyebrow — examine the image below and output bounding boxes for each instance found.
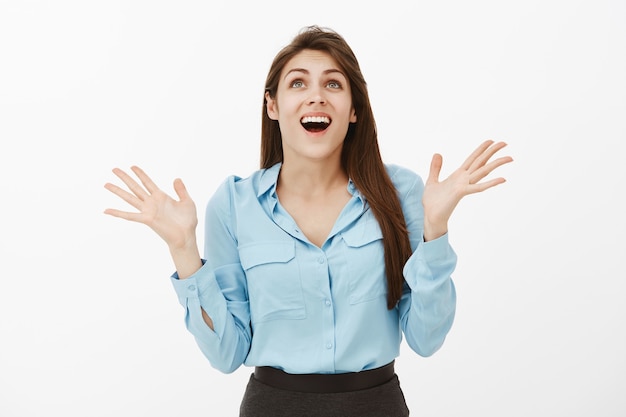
[283,68,346,80]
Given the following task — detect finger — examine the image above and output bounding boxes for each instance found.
[460,140,494,170]
[131,165,161,195]
[426,153,443,185]
[104,182,143,210]
[468,141,508,172]
[469,155,514,184]
[468,177,507,194]
[173,178,190,202]
[103,207,144,223]
[112,167,150,200]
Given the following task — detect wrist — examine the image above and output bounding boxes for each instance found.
[166,230,198,253]
[423,219,448,242]
[168,238,202,280]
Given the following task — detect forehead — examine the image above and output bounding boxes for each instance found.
[281,49,344,77]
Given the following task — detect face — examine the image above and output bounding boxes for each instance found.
[265,49,357,166]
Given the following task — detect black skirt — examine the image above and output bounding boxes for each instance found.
[239,371,410,417]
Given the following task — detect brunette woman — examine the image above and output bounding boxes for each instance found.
[105,25,512,416]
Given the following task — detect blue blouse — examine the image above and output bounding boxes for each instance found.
[171,163,457,374]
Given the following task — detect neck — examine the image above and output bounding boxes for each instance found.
[278,159,348,197]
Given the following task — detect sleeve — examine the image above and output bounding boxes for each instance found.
[393,167,457,357]
[170,177,251,373]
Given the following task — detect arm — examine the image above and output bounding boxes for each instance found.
[397,141,513,355]
[168,178,251,373]
[395,170,457,357]
[104,168,251,372]
[179,178,252,373]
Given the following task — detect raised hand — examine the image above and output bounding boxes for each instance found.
[422,140,513,241]
[104,166,198,252]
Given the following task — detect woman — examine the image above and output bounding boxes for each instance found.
[104,25,512,416]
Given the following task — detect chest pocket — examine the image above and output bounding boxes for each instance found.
[239,241,306,323]
[340,223,387,304]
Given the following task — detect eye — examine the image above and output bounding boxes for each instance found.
[327,80,342,89]
[290,80,305,88]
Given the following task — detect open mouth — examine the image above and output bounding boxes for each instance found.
[301,116,331,132]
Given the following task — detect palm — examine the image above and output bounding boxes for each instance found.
[423,140,513,234]
[104,166,198,249]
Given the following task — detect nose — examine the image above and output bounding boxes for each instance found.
[307,86,326,105]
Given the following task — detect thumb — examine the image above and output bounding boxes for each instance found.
[426,153,443,185]
[173,178,191,202]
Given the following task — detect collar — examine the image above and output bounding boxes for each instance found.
[257,162,282,198]
[257,162,364,203]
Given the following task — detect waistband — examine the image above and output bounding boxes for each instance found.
[253,361,395,393]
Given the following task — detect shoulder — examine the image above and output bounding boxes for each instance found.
[208,165,277,210]
[384,163,424,196]
[211,168,263,201]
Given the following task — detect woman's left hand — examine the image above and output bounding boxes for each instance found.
[422,140,513,241]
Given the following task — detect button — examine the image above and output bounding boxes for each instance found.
[325,300,331,306]
[318,257,325,264]
[188,285,196,292]
[325,343,332,349]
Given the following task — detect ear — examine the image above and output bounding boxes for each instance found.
[350,107,357,123]
[265,91,279,120]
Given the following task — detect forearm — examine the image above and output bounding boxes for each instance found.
[201,308,214,330]
[169,240,211,328]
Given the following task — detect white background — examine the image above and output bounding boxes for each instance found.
[1,0,625,416]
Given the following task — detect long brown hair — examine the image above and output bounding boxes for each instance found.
[261,26,412,309]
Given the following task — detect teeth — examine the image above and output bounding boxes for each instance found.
[301,116,330,124]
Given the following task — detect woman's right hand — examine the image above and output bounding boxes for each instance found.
[104,166,198,252]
